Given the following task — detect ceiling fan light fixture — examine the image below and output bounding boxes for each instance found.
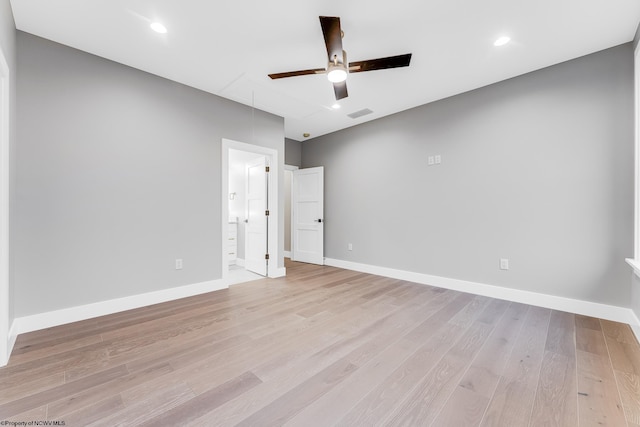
[150,22,167,34]
[494,36,511,46]
[327,64,347,83]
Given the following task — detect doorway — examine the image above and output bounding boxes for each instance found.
[221,139,279,283]
[291,167,324,265]
[284,165,298,259]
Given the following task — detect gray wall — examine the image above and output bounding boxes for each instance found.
[16,32,284,317]
[303,43,634,307]
[0,0,16,328]
[285,138,302,167]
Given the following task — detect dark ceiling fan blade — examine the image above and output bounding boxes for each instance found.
[268,68,326,79]
[320,16,344,64]
[349,53,412,73]
[333,81,348,100]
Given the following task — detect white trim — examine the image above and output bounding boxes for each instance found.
[271,267,286,278]
[236,257,245,267]
[630,309,640,344]
[222,139,280,279]
[7,320,16,356]
[0,44,10,367]
[284,165,298,262]
[627,258,640,278]
[631,44,640,272]
[325,258,639,327]
[10,279,228,337]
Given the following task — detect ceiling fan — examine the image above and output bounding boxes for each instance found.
[268,16,412,100]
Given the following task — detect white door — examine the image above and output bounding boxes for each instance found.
[245,157,268,276]
[292,167,324,265]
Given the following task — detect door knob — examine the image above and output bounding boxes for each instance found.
[314,219,323,223]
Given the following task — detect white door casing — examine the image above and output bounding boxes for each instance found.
[292,167,324,265]
[245,157,268,276]
[221,139,282,280]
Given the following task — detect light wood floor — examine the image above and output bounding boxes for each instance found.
[1,260,640,426]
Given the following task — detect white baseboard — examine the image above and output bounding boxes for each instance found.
[284,251,291,258]
[6,321,17,362]
[11,278,229,337]
[324,257,639,328]
[269,266,287,278]
[629,310,640,342]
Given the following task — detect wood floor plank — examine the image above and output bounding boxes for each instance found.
[183,297,403,396]
[89,383,196,426]
[0,260,637,427]
[479,306,551,427]
[139,371,262,427]
[529,350,578,426]
[338,300,509,427]
[6,405,47,422]
[576,349,626,426]
[60,395,125,426]
[457,303,529,397]
[0,364,129,419]
[236,359,358,426]
[285,295,493,427]
[602,319,639,345]
[576,326,608,357]
[606,337,640,376]
[545,310,577,357]
[481,377,536,427]
[575,315,602,331]
[431,386,490,427]
[47,362,175,418]
[0,371,65,404]
[381,303,511,426]
[182,285,445,419]
[155,286,391,394]
[614,370,640,425]
[432,303,529,426]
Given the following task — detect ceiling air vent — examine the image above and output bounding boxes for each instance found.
[347,108,373,119]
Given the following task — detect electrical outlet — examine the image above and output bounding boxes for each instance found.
[499,258,509,270]
[348,243,353,251]
[435,155,442,164]
[175,259,183,270]
[428,156,435,165]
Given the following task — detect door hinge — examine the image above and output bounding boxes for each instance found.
[265,210,270,216]
[265,166,270,173]
[265,253,270,260]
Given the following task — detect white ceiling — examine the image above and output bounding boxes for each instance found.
[9,0,640,141]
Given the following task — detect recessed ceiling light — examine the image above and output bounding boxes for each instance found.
[332,104,341,109]
[494,36,511,47]
[150,22,167,34]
